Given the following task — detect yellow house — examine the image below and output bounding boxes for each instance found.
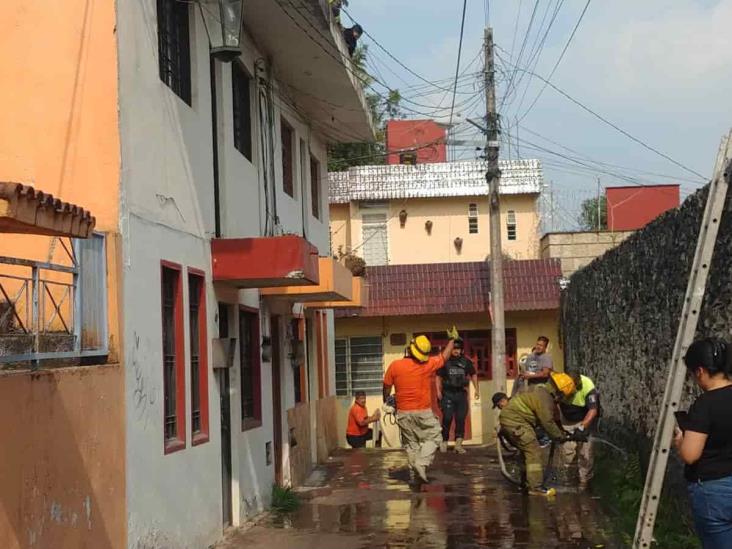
[328,159,565,448]
[331,259,564,447]
[329,159,543,265]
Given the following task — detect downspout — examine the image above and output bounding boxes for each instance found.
[211,56,222,238]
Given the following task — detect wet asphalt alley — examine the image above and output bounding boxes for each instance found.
[216,447,618,549]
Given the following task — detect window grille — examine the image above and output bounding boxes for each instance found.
[335,337,383,396]
[468,203,479,234]
[232,63,252,160]
[281,120,294,197]
[310,155,320,219]
[507,210,517,241]
[362,213,388,266]
[188,273,202,434]
[239,309,260,422]
[161,266,181,441]
[157,0,191,105]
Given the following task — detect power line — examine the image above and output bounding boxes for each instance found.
[501,0,540,109]
[512,0,565,114]
[448,0,469,130]
[516,0,591,123]
[277,0,452,118]
[494,46,708,180]
[519,125,706,184]
[340,7,457,94]
[502,132,698,193]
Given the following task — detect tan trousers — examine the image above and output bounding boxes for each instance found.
[396,409,442,470]
[562,421,594,484]
[500,413,544,490]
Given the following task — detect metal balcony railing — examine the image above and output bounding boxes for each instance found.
[0,234,108,366]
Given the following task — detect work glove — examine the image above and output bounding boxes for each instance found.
[559,431,574,444]
[571,427,590,443]
[446,325,460,340]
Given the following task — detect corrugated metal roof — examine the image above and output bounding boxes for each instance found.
[329,159,543,204]
[335,258,562,318]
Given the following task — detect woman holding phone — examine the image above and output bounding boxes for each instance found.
[674,337,732,548]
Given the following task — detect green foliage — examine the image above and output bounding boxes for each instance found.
[593,449,699,548]
[578,196,608,230]
[327,45,404,172]
[271,485,301,513]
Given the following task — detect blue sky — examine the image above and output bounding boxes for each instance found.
[343,0,732,230]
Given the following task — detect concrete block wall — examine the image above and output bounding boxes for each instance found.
[561,186,732,444]
[541,231,633,277]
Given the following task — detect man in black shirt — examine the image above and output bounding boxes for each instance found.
[342,24,363,57]
[436,339,479,454]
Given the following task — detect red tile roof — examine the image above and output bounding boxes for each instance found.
[337,259,562,318]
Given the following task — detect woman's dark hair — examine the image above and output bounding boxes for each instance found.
[684,338,732,377]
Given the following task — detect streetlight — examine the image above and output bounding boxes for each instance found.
[198,0,245,62]
[199,0,245,238]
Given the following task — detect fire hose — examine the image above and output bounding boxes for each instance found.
[496,427,626,488]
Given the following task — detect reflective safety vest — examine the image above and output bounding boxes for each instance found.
[560,374,600,423]
[568,375,595,408]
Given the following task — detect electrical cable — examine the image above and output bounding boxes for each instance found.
[501,0,540,109]
[515,0,591,123]
[518,125,706,184]
[448,0,469,130]
[275,0,450,118]
[495,46,708,180]
[511,0,565,114]
[340,7,458,94]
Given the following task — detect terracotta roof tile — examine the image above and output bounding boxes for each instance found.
[337,259,562,318]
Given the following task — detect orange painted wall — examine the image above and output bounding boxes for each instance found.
[0,2,125,547]
[0,0,122,356]
[0,365,125,549]
[0,0,120,231]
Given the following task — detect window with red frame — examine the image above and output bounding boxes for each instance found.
[239,308,262,429]
[161,263,186,453]
[188,270,209,445]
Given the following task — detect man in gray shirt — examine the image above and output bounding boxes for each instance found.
[521,336,554,388]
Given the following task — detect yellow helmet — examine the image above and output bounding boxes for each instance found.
[409,335,432,363]
[550,372,576,398]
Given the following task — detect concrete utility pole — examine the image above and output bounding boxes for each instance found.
[596,176,601,230]
[483,28,506,393]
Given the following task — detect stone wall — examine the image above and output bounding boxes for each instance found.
[561,185,732,443]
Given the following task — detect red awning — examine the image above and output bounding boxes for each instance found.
[211,235,320,288]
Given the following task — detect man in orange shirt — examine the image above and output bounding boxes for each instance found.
[346,391,381,448]
[383,329,458,483]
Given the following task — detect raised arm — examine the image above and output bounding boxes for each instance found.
[440,338,455,362]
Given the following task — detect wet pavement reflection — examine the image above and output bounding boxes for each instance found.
[217,448,619,549]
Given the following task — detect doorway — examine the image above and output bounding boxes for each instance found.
[271,316,284,485]
[217,369,233,527]
[217,303,233,528]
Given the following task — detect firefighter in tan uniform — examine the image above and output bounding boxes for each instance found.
[494,372,577,496]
